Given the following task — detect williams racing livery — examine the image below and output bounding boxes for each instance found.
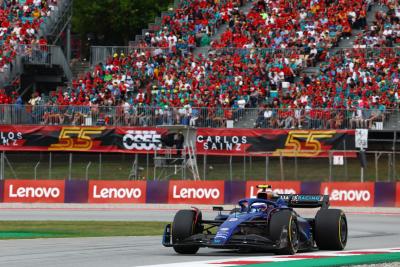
[162,185,348,255]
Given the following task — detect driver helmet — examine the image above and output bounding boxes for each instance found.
[257,188,274,200]
[250,202,268,212]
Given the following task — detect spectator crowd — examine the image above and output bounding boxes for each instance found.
[1,0,400,129]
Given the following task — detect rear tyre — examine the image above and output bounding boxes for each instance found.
[270,210,299,255]
[315,209,347,250]
[172,210,201,254]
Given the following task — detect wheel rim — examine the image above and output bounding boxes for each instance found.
[339,216,347,246]
[290,220,299,251]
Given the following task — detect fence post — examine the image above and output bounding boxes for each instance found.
[294,152,298,180]
[328,151,332,182]
[344,140,348,180]
[229,156,232,181]
[393,151,396,181]
[265,155,269,182]
[85,162,91,181]
[146,152,149,180]
[203,155,207,180]
[243,156,246,181]
[0,151,4,180]
[375,152,378,182]
[249,156,252,178]
[388,153,392,181]
[280,151,284,181]
[34,161,40,180]
[49,152,52,180]
[68,153,72,180]
[99,153,102,180]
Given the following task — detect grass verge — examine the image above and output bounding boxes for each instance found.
[0,221,167,239]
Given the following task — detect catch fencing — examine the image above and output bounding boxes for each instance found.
[0,150,398,182]
[0,104,397,130]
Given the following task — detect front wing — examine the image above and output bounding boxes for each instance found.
[162,223,290,250]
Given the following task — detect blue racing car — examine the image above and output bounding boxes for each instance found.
[162,185,348,255]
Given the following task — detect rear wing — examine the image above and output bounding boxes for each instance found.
[278,194,330,209]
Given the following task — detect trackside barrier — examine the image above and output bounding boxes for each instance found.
[0,180,399,207]
[87,180,147,203]
[3,180,65,203]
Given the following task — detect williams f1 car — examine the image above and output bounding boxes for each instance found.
[162,185,347,255]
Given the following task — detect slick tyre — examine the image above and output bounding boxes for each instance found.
[270,210,299,255]
[315,209,347,250]
[172,210,201,254]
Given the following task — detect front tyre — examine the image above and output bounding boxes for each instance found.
[315,209,348,250]
[172,210,201,254]
[270,210,299,255]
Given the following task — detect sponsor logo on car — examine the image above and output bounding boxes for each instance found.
[4,180,65,203]
[168,181,224,204]
[88,181,146,203]
[246,181,301,198]
[321,182,374,207]
[291,195,323,202]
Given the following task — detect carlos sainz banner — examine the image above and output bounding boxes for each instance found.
[0,126,355,157]
[0,125,169,153]
[196,128,355,157]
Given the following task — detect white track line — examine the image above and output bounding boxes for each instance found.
[138,247,400,267]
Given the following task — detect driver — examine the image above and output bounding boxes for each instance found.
[257,188,275,200]
[250,202,268,212]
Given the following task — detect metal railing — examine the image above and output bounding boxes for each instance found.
[0,104,398,130]
[18,45,72,81]
[39,0,72,39]
[0,55,22,88]
[90,46,171,67]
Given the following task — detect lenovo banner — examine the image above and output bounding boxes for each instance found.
[196,128,355,157]
[168,181,224,204]
[246,181,301,198]
[4,180,65,203]
[0,125,169,153]
[321,182,375,207]
[396,183,400,207]
[88,181,147,203]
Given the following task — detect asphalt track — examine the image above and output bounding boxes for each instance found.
[0,205,399,267]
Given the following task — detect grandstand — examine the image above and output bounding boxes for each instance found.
[0,0,398,183]
[0,0,399,130]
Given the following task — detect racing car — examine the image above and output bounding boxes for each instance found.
[162,185,347,255]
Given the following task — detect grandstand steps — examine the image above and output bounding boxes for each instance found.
[302,3,387,76]
[193,0,255,57]
[70,61,90,80]
[385,111,400,131]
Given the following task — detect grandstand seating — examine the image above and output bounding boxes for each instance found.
[0,0,59,74]
[1,0,399,129]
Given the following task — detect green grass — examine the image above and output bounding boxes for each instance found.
[0,221,167,239]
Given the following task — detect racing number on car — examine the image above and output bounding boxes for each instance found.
[274,131,335,157]
[49,127,105,151]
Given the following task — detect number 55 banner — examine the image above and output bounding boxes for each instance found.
[196,128,356,157]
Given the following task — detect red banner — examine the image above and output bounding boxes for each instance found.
[396,183,400,207]
[168,181,224,204]
[196,128,355,157]
[320,182,375,207]
[88,181,147,203]
[4,180,65,203]
[246,181,301,198]
[0,125,168,153]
